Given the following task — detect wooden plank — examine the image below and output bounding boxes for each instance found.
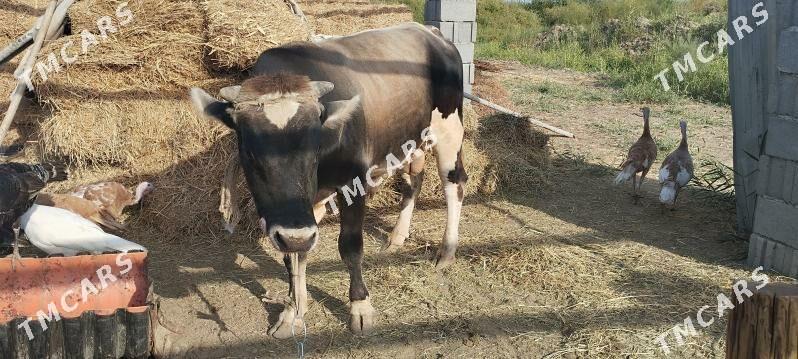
[773,295,791,359]
[754,292,775,359]
[737,291,756,359]
[727,291,741,359]
[789,297,798,359]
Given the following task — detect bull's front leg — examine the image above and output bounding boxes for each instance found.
[338,192,376,335]
[268,252,308,339]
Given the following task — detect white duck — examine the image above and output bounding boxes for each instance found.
[19,204,146,256]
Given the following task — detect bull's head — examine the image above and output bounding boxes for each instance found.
[190,74,360,253]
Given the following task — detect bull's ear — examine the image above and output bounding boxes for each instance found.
[189,87,236,129]
[218,85,241,102]
[310,81,334,98]
[320,95,360,155]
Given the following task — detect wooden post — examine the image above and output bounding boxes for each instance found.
[0,0,59,146]
[463,92,576,138]
[725,282,798,359]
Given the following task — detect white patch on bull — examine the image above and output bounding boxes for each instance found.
[429,109,465,268]
[643,158,649,168]
[429,109,464,178]
[263,99,300,129]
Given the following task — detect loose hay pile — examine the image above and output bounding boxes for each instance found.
[302,0,413,36]
[4,0,547,241]
[202,0,310,71]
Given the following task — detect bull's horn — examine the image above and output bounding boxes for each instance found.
[219,86,241,102]
[310,81,334,98]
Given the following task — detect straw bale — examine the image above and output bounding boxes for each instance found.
[202,0,311,72]
[67,0,203,35]
[302,0,412,36]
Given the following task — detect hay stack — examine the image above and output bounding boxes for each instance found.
[203,0,311,71]
[302,0,413,36]
[34,0,211,166]
[0,0,42,41]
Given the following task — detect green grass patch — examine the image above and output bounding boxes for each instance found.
[473,0,730,105]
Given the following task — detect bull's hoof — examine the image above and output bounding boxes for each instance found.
[349,298,376,335]
[381,234,406,253]
[268,307,303,339]
[434,249,456,270]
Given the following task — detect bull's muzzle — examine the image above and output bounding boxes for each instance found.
[262,218,319,253]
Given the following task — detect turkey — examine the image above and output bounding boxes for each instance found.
[69,181,154,223]
[35,193,126,232]
[615,107,658,201]
[0,162,68,259]
[658,121,694,208]
[19,204,146,256]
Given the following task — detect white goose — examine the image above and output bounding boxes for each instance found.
[19,204,146,256]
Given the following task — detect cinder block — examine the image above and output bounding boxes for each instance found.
[454,42,474,63]
[748,233,767,266]
[471,22,477,42]
[424,0,476,22]
[791,249,798,277]
[462,63,475,84]
[453,22,475,44]
[749,234,798,276]
[776,74,798,117]
[463,82,472,96]
[777,27,798,74]
[764,116,798,160]
[752,197,798,247]
[425,21,455,41]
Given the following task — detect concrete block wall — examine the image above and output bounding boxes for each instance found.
[745,23,798,278]
[424,0,476,94]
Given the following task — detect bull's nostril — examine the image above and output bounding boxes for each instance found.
[274,231,287,248]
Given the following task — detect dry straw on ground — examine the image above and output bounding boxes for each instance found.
[203,0,311,71]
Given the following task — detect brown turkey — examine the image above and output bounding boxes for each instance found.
[615,107,658,201]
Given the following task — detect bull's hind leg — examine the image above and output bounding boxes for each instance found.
[430,109,467,269]
[384,153,425,252]
[338,192,376,335]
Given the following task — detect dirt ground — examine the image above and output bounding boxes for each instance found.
[122,61,792,358]
[4,56,796,357]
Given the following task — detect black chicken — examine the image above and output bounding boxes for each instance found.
[0,162,69,259]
